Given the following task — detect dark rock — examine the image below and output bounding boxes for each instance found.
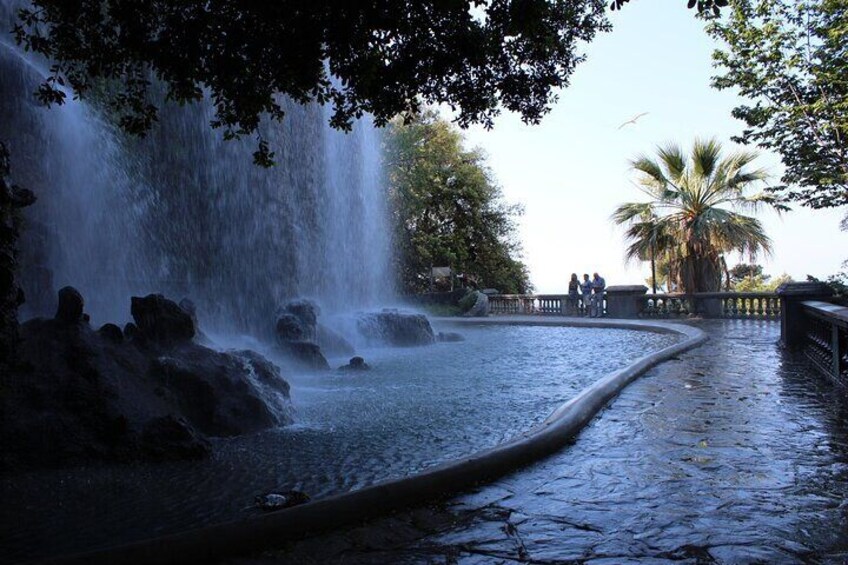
[273,299,333,368]
[339,356,370,371]
[317,324,355,357]
[357,311,435,347]
[19,266,54,319]
[1,318,137,469]
[278,341,330,371]
[275,313,307,343]
[55,286,84,324]
[141,415,210,461]
[255,490,311,512]
[463,291,490,317]
[285,299,319,327]
[98,323,123,343]
[179,297,213,346]
[437,331,465,342]
[8,185,36,208]
[124,322,139,340]
[178,298,198,322]
[277,299,320,342]
[458,291,479,313]
[0,309,292,470]
[149,345,292,436]
[131,294,195,345]
[1,142,36,367]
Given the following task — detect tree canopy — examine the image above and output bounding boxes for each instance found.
[12,1,610,164]
[708,0,848,209]
[727,263,792,291]
[10,1,728,164]
[385,111,531,294]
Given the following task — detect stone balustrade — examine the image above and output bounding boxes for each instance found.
[799,300,848,386]
[488,294,598,316]
[640,292,781,320]
[487,288,781,320]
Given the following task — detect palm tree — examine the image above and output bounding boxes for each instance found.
[614,207,676,293]
[612,138,786,293]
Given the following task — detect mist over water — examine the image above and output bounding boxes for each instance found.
[0,4,391,335]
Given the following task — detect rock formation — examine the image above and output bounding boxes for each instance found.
[0,289,292,471]
[273,299,331,370]
[0,142,36,367]
[356,310,436,346]
[338,356,370,372]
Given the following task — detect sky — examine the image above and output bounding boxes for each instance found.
[445,0,848,294]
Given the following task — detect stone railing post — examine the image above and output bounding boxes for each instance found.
[605,285,649,319]
[776,281,833,348]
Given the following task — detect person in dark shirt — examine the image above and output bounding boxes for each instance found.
[590,272,606,317]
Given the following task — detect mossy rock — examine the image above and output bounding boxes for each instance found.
[458,290,479,313]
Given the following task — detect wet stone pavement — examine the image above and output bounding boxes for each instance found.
[231,320,848,564]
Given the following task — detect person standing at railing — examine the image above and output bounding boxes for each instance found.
[591,272,606,317]
[568,273,580,315]
[580,273,592,317]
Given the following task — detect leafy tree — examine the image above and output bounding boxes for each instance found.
[808,272,848,299]
[11,0,613,164]
[385,111,530,294]
[708,0,848,209]
[728,262,765,285]
[613,138,783,293]
[610,0,728,16]
[733,271,791,292]
[727,262,794,291]
[8,1,734,164]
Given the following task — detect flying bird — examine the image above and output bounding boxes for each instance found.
[617,112,649,130]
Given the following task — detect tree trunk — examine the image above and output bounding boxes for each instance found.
[721,255,731,291]
[0,142,36,368]
[682,248,721,294]
[650,242,657,294]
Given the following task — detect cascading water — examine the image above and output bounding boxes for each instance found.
[0,3,391,335]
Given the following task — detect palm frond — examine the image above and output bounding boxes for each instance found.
[611,202,655,224]
[692,138,722,179]
[656,143,686,180]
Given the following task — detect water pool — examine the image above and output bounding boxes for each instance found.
[0,323,679,562]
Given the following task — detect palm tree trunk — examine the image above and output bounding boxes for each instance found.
[650,241,657,294]
[721,255,731,291]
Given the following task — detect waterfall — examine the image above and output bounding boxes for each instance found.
[0,5,392,335]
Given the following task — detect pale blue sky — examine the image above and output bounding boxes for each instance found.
[447,0,847,293]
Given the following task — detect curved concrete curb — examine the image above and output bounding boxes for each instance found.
[49,318,707,565]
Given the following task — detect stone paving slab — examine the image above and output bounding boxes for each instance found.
[229,320,848,564]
